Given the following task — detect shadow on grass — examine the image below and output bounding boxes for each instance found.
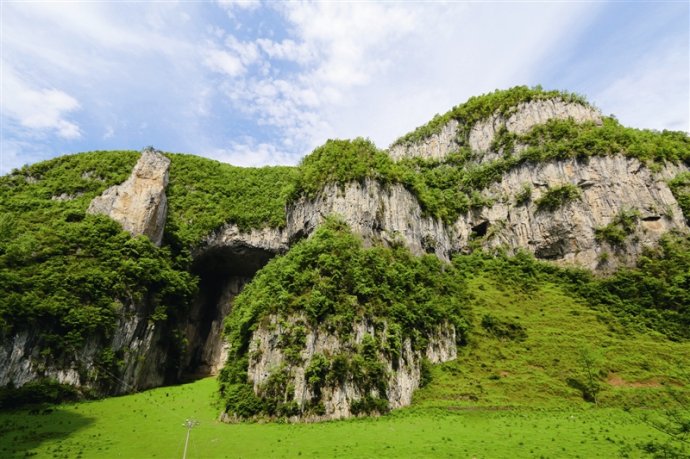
[0,407,94,458]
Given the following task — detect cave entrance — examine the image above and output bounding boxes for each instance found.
[181,244,276,380]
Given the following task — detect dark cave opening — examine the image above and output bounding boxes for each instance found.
[472,221,489,238]
[181,244,276,379]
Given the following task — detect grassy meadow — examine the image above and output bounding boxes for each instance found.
[0,376,673,459]
[2,270,688,458]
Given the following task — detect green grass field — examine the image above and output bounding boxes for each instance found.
[1,271,687,458]
[0,377,673,459]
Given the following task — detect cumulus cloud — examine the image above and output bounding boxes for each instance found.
[2,1,686,174]
[206,139,298,168]
[204,48,246,76]
[213,1,600,158]
[1,63,82,139]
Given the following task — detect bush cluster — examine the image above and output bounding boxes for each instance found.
[0,152,197,388]
[219,218,471,419]
[454,234,690,341]
[534,184,581,212]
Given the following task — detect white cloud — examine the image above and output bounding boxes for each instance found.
[592,41,689,132]
[257,38,314,64]
[204,48,246,76]
[2,1,685,175]
[1,63,82,139]
[213,1,601,159]
[206,140,298,167]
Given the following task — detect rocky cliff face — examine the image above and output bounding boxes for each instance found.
[468,99,601,153]
[287,179,454,260]
[277,160,687,270]
[240,315,456,421]
[0,297,172,394]
[389,99,601,162]
[454,156,688,269]
[3,94,687,418]
[87,148,170,246]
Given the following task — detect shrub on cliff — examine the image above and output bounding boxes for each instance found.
[219,218,471,419]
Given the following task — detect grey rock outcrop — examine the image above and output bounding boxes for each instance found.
[201,224,289,254]
[287,179,455,260]
[279,157,688,271]
[88,148,170,246]
[468,99,601,153]
[0,298,172,394]
[389,119,459,161]
[388,99,601,162]
[243,314,456,421]
[452,156,688,269]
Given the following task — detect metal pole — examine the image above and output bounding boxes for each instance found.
[182,419,199,459]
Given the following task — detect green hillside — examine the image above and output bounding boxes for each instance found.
[2,258,689,456]
[1,87,689,456]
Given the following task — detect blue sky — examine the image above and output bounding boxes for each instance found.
[1,1,688,174]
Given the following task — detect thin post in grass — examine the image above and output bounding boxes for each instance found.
[182,418,199,459]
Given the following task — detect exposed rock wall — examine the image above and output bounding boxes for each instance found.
[244,315,456,421]
[206,158,687,272]
[453,156,688,269]
[468,99,601,153]
[88,148,170,246]
[388,99,601,162]
[0,299,171,394]
[201,224,288,254]
[287,179,455,260]
[388,120,459,161]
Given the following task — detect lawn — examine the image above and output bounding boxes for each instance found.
[0,377,670,458]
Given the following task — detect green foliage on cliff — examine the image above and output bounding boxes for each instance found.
[290,115,688,226]
[595,209,640,247]
[165,153,297,246]
[454,234,690,341]
[392,85,589,147]
[669,172,690,224]
[0,152,196,372]
[219,218,471,419]
[534,183,581,212]
[517,117,690,165]
[291,138,393,198]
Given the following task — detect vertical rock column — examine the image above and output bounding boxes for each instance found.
[87,148,170,246]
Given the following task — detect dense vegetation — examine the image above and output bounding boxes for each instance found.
[219,219,470,419]
[392,85,590,147]
[669,172,690,224]
[291,109,689,226]
[1,86,688,422]
[0,152,196,381]
[0,151,299,379]
[453,234,690,342]
[165,153,297,246]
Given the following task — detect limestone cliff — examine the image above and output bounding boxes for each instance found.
[389,99,601,161]
[287,179,454,260]
[87,147,170,246]
[453,156,688,269]
[3,89,688,419]
[0,297,172,394]
[234,315,456,421]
